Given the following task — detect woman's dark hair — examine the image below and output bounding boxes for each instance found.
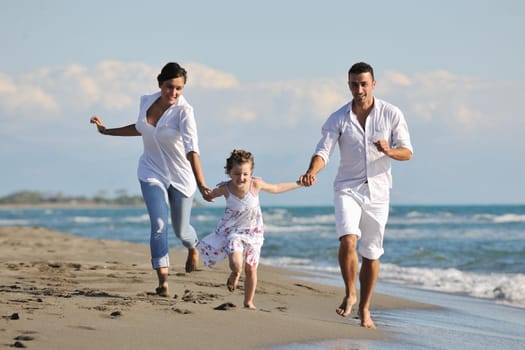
[157,62,187,84]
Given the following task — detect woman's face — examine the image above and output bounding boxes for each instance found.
[159,77,185,105]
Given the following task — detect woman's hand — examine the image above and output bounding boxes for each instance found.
[199,185,215,202]
[90,115,107,134]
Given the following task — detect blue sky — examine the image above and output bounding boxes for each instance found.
[1,0,524,206]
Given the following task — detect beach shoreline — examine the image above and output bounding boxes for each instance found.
[0,226,433,350]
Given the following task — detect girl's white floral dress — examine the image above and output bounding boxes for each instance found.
[197,180,265,268]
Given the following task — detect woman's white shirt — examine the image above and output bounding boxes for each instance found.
[135,92,200,197]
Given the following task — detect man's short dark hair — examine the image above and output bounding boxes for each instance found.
[348,62,374,80]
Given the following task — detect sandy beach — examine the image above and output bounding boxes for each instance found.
[0,226,432,350]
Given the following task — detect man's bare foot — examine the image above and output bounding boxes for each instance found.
[358,308,376,329]
[243,302,256,310]
[227,272,240,292]
[336,296,356,317]
[185,248,199,273]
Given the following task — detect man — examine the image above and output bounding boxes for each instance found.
[300,62,413,328]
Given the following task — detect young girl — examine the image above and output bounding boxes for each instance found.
[196,149,302,309]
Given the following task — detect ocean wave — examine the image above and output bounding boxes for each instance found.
[289,214,335,224]
[380,263,525,309]
[262,256,525,309]
[390,210,525,226]
[193,214,222,222]
[488,214,525,224]
[264,224,330,234]
[262,208,290,221]
[122,214,149,223]
[0,219,32,226]
[72,216,112,224]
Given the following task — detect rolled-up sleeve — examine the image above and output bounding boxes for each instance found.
[314,115,340,164]
[180,106,200,155]
[391,110,413,154]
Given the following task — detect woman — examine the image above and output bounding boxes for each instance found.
[90,62,212,297]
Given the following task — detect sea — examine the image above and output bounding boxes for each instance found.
[1,204,524,349]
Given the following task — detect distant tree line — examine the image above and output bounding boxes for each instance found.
[0,190,144,206]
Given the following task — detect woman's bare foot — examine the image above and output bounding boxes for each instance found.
[185,248,199,273]
[336,295,356,317]
[358,308,376,329]
[155,268,169,297]
[227,272,240,292]
[155,285,169,297]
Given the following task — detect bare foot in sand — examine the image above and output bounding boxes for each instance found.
[227,272,240,292]
[358,308,376,329]
[336,295,356,317]
[155,285,169,297]
[185,248,199,273]
[244,303,256,310]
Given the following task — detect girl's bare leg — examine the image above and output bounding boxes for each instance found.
[227,252,243,291]
[243,263,257,309]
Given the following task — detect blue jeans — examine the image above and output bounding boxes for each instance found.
[140,180,198,269]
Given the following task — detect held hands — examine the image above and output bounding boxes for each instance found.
[90,116,107,134]
[198,185,214,202]
[299,173,317,187]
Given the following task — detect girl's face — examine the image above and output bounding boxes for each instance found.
[159,77,185,106]
[229,162,253,187]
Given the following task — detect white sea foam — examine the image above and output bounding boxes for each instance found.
[262,208,289,221]
[261,257,313,267]
[490,214,525,223]
[391,211,525,226]
[122,214,149,223]
[289,214,335,224]
[380,263,525,308]
[261,257,342,275]
[0,219,32,225]
[262,257,525,309]
[264,224,328,234]
[72,216,112,224]
[193,214,222,222]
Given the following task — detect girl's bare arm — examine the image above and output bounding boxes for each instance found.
[254,178,302,194]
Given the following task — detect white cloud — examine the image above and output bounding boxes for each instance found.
[1,61,524,144]
[382,71,412,86]
[0,73,16,94]
[378,70,524,132]
[455,103,483,125]
[225,106,257,122]
[1,60,525,205]
[185,63,240,89]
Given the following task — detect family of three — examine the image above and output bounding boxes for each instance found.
[90,61,413,328]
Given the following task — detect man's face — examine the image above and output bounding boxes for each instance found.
[348,72,375,106]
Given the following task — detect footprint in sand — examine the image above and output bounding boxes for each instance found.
[12,335,35,348]
[110,311,122,318]
[172,308,193,314]
[213,302,236,311]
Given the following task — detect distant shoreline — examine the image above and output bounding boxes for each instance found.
[0,201,207,209]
